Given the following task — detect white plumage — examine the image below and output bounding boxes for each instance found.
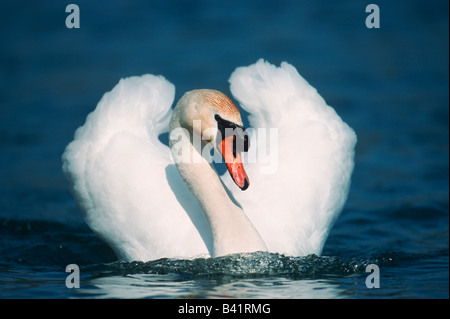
[62,59,356,262]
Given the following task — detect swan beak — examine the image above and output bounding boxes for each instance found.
[219,135,250,191]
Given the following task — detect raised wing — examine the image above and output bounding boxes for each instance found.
[62,75,211,261]
[223,60,357,256]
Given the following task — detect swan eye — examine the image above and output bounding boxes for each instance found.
[243,133,249,152]
[215,114,250,153]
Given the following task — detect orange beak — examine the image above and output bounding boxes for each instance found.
[219,135,250,190]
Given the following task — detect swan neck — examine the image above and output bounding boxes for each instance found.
[169,106,267,257]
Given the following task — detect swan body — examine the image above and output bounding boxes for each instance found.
[62,59,356,262]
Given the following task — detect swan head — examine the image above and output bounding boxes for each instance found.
[172,89,250,190]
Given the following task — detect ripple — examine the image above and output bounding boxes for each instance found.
[82,250,425,280]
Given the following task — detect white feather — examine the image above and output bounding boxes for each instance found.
[62,60,356,261]
[225,59,357,256]
[62,75,212,261]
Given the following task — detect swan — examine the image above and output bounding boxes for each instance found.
[62,59,356,262]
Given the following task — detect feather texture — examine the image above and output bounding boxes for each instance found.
[62,60,356,261]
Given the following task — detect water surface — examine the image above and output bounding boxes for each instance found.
[0,0,448,299]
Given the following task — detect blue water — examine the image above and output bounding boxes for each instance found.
[0,0,448,299]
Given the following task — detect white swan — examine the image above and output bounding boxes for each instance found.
[62,59,356,262]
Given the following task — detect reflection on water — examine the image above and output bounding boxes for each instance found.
[75,274,349,299]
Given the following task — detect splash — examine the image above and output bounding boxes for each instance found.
[82,251,409,280]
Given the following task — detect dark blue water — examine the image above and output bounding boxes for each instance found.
[0,0,448,299]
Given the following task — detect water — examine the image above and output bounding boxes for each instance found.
[0,0,448,299]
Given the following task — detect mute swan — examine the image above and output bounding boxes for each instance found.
[62,59,356,262]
